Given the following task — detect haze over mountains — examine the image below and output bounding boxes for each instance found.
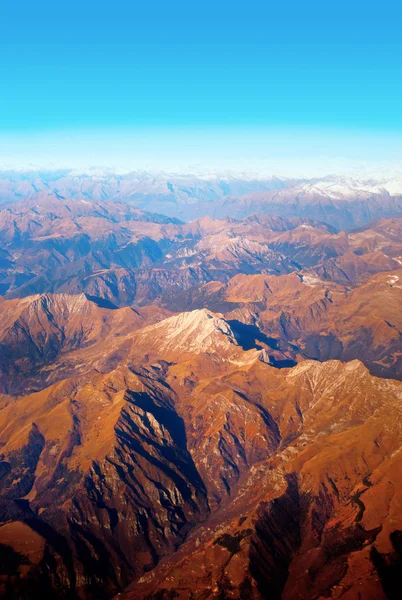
[2,168,402,227]
[0,171,402,599]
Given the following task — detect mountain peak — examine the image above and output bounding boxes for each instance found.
[136,309,238,355]
[28,292,92,317]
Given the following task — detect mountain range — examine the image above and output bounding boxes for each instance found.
[0,184,401,599]
[2,169,402,227]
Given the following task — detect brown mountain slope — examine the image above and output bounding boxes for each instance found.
[0,367,210,599]
[0,293,171,394]
[0,300,401,600]
[121,359,402,600]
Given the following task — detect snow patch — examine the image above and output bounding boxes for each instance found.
[301,274,322,287]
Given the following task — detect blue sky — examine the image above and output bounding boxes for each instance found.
[1,1,402,170]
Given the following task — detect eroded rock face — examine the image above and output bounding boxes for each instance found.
[0,368,209,599]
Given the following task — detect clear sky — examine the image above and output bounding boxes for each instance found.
[1,1,402,171]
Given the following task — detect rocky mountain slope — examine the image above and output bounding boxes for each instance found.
[123,358,402,600]
[0,292,171,394]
